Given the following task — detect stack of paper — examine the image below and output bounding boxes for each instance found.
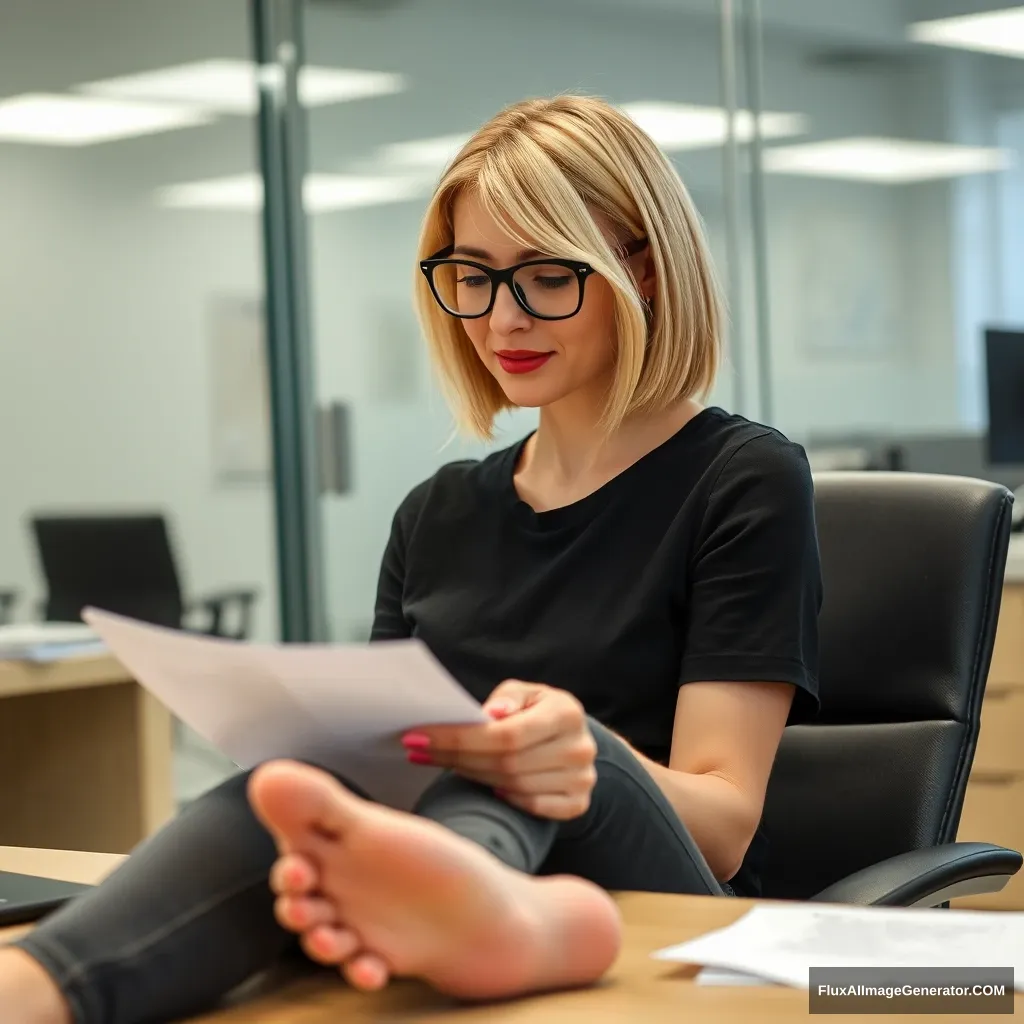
[82,607,487,811]
[0,622,107,663]
[652,902,1024,989]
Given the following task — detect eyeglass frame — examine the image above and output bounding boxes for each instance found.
[418,236,649,321]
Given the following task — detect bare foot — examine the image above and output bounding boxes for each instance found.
[0,948,73,1024]
[266,850,390,991]
[248,761,622,1001]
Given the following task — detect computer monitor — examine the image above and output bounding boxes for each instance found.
[984,328,1024,466]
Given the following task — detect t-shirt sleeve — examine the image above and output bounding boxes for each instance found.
[369,481,429,642]
[677,432,822,722]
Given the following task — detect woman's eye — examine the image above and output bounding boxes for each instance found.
[534,274,572,290]
[457,275,489,288]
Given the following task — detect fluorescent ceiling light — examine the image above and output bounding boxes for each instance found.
[80,60,405,115]
[378,133,472,171]
[0,93,212,146]
[372,104,806,175]
[909,7,1024,59]
[621,101,807,150]
[762,137,1011,183]
[156,172,429,211]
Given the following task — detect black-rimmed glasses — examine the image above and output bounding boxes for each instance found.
[419,236,648,321]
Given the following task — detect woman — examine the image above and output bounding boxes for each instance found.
[0,94,821,1023]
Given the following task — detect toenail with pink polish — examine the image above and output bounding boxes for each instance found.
[407,751,434,766]
[401,732,431,749]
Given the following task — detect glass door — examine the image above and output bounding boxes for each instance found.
[292,0,767,641]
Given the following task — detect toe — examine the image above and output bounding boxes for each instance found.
[275,894,338,932]
[343,953,390,992]
[270,853,318,896]
[301,924,362,966]
[249,761,364,846]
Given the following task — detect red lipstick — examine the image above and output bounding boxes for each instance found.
[495,350,553,375]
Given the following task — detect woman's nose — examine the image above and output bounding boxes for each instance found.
[488,280,532,334]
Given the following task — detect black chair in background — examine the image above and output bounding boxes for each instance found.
[30,515,257,640]
[0,589,17,625]
[759,471,1020,906]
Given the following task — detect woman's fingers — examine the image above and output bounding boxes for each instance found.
[425,735,571,775]
[481,679,542,719]
[411,688,585,756]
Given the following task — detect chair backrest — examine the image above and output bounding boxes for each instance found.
[759,472,1014,901]
[31,514,184,628]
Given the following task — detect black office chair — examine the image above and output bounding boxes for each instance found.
[0,588,17,625]
[759,471,1020,906]
[30,514,258,641]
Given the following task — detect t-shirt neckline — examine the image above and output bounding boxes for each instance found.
[502,405,725,531]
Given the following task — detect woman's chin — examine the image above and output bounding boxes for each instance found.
[496,377,573,410]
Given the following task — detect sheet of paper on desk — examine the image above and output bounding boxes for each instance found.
[0,622,107,662]
[81,607,487,811]
[652,902,1024,990]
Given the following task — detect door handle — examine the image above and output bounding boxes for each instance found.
[317,401,352,496]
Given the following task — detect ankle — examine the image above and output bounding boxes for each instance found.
[0,948,73,1024]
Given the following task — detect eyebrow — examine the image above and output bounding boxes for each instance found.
[451,244,546,262]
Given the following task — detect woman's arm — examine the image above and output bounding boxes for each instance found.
[633,434,821,881]
[626,680,794,881]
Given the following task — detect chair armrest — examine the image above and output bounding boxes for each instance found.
[185,588,258,640]
[0,588,17,625]
[0,585,17,622]
[810,842,1022,908]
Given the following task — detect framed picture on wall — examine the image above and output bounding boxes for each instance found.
[208,296,271,484]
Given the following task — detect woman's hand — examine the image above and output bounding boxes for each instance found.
[402,681,598,820]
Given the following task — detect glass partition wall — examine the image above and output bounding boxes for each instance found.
[252,0,1024,640]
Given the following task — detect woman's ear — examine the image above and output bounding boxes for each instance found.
[635,250,657,302]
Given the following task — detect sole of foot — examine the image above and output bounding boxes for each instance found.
[248,761,622,1001]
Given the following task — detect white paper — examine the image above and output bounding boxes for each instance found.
[0,622,106,662]
[653,902,1024,990]
[81,607,488,810]
[696,967,774,987]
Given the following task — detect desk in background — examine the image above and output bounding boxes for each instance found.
[0,656,174,853]
[4,846,1013,1023]
[954,535,1024,909]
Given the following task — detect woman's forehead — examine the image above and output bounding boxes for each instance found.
[451,191,617,252]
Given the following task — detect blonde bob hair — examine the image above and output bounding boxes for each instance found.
[413,94,723,439]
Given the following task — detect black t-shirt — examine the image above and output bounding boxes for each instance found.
[370,406,822,896]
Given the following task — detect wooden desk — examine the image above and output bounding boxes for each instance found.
[0,656,174,853]
[1,847,1014,1022]
[953,537,1024,909]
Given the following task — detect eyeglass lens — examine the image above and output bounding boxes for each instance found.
[431,261,581,318]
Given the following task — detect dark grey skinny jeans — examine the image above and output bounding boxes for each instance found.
[11,718,726,1023]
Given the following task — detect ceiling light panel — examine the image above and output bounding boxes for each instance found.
[909,7,1024,59]
[80,60,405,115]
[156,172,428,212]
[762,137,1012,183]
[0,93,212,145]
[621,101,808,150]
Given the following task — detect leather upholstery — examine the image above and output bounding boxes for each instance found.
[759,472,1014,901]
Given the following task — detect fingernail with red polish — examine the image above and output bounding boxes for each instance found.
[407,751,433,766]
[494,789,509,800]
[401,733,431,750]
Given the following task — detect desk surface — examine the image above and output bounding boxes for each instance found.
[1008,536,1024,582]
[1,847,1013,1023]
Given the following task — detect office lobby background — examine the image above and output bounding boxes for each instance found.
[1,0,1022,797]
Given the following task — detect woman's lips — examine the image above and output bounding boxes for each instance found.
[495,350,554,375]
